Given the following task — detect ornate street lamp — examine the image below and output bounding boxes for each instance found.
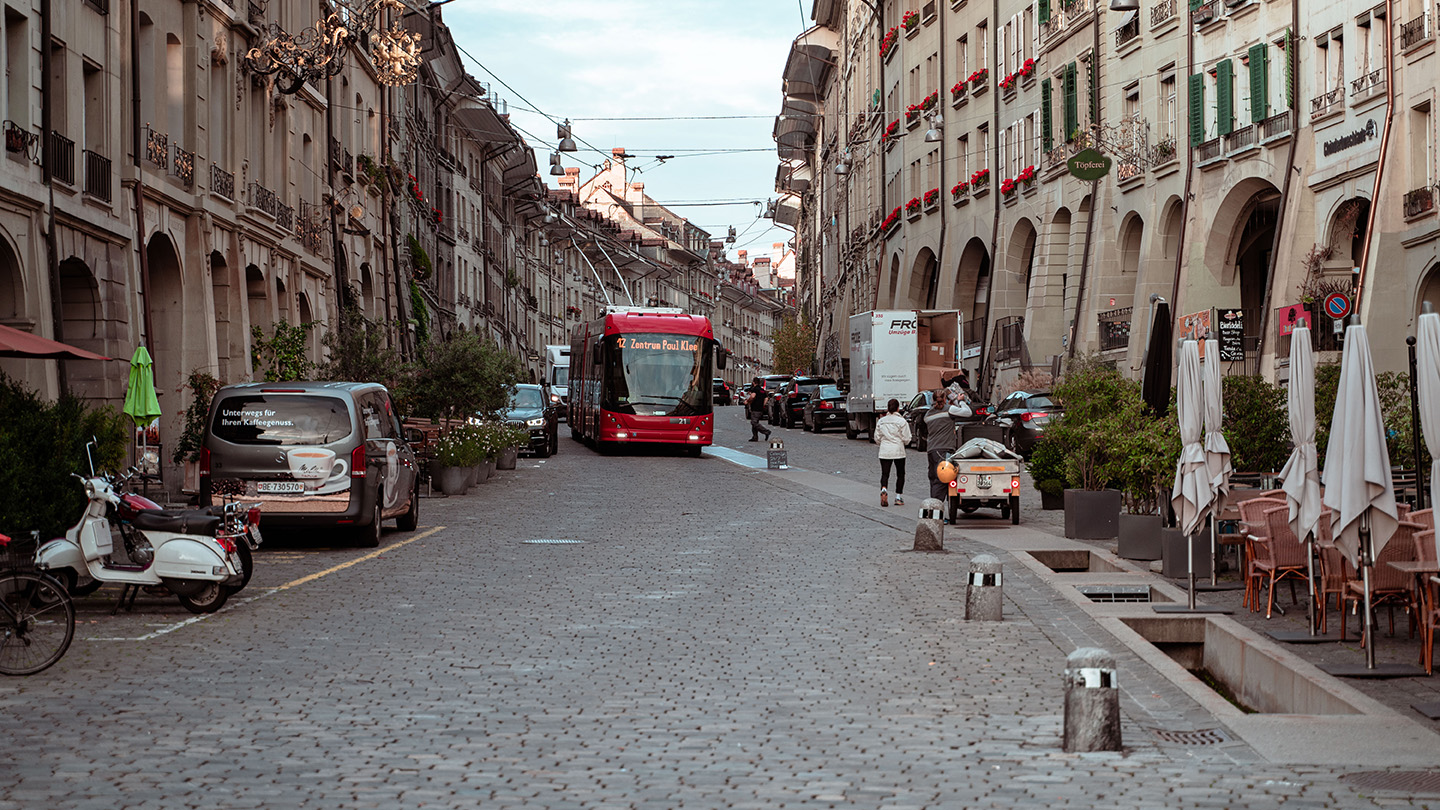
[244,0,422,95]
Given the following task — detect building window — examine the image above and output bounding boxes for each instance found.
[1160,67,1177,142]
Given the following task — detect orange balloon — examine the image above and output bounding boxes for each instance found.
[936,460,958,484]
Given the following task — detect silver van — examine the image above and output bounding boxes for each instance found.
[200,382,421,547]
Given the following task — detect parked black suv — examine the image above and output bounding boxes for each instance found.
[770,376,836,428]
[802,383,848,433]
[712,378,733,406]
[993,390,1063,456]
[501,384,559,458]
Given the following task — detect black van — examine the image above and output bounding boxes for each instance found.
[200,382,421,547]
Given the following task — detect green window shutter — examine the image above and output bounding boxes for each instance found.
[1189,0,1202,9]
[1188,73,1205,146]
[1216,59,1233,136]
[1063,62,1078,141]
[1039,0,1050,24]
[1089,60,1099,123]
[1041,78,1053,151]
[1249,44,1269,122]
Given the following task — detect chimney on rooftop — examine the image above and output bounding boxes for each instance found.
[631,182,644,191]
[612,147,626,158]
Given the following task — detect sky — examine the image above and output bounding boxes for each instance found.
[440,0,810,265]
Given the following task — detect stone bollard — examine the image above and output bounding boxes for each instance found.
[913,498,945,551]
[965,553,1003,621]
[1063,647,1122,753]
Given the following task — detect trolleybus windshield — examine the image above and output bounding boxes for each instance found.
[602,332,712,416]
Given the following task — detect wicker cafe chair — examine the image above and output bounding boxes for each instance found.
[1414,528,1439,673]
[1237,497,1287,612]
[1341,521,1422,646]
[1410,508,1435,533]
[1315,512,1352,634]
[1260,506,1313,619]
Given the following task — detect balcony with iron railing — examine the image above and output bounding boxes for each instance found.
[210,163,234,200]
[46,130,74,185]
[1224,123,1256,154]
[1116,13,1140,48]
[1402,13,1430,50]
[1405,186,1435,219]
[1192,0,1217,25]
[82,150,110,202]
[1310,87,1343,121]
[1041,0,1094,42]
[1098,307,1132,352]
[276,201,294,231]
[1261,110,1292,142]
[144,127,168,171]
[1351,68,1386,104]
[1151,0,1176,27]
[172,145,194,187]
[1197,137,1223,163]
[248,182,279,219]
[4,120,36,161]
[298,201,326,254]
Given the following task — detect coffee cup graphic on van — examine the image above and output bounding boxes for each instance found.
[286,448,338,479]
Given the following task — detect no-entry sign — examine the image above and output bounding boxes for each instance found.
[1323,292,1352,320]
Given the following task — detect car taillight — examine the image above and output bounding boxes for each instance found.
[351,444,367,478]
[819,401,833,409]
[1021,411,1048,422]
[199,447,211,477]
[788,391,798,398]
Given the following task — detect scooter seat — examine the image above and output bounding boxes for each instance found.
[130,510,222,536]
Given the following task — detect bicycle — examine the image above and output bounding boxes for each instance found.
[0,531,75,675]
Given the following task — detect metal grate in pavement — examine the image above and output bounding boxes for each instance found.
[1341,772,1440,794]
[1149,728,1229,745]
[1077,585,1153,603]
[522,539,585,545]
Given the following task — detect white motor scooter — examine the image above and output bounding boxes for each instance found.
[36,470,245,615]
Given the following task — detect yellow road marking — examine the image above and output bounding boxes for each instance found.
[274,525,446,591]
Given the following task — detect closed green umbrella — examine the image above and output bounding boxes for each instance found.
[122,346,161,428]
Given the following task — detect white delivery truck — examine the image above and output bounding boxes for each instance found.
[845,310,962,440]
[545,344,570,419]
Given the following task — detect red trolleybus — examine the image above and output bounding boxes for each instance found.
[569,307,724,456]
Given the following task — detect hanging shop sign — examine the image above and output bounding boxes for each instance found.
[1066,148,1112,181]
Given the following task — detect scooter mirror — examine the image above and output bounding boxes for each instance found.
[85,438,96,476]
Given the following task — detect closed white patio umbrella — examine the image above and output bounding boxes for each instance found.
[1170,340,1213,610]
[1202,338,1232,586]
[1322,323,1399,670]
[1279,326,1323,637]
[1416,312,1440,535]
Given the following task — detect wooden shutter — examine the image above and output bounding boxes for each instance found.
[1188,73,1205,146]
[1249,44,1269,122]
[1063,62,1078,141]
[1285,29,1295,110]
[1041,78,1054,152]
[1089,60,1099,123]
[1189,0,1202,9]
[1216,59,1233,136]
[1039,0,1050,24]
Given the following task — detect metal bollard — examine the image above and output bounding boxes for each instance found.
[914,498,945,551]
[964,553,1003,621]
[1063,647,1122,753]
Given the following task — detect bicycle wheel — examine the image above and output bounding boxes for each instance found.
[0,572,75,676]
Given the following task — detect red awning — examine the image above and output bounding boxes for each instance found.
[0,323,111,360]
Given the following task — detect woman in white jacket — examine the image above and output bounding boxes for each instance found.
[874,398,912,507]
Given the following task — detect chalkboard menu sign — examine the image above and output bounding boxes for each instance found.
[1216,308,1245,362]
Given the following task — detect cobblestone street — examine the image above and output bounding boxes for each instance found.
[2,407,1437,808]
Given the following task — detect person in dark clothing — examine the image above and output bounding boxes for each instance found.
[923,388,969,504]
[745,384,772,442]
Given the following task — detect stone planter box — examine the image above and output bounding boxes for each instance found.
[496,446,518,470]
[1063,489,1121,539]
[433,464,471,496]
[1117,513,1163,560]
[1161,527,1213,579]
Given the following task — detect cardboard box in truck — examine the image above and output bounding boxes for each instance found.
[846,309,962,439]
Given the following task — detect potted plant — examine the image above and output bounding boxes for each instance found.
[495,423,527,470]
[1027,438,1065,510]
[1115,404,1180,560]
[432,425,483,495]
[1050,355,1134,539]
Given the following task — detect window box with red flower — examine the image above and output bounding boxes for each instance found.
[906,104,923,128]
[1018,58,1037,87]
[999,72,1017,93]
[923,188,941,211]
[1000,177,1018,198]
[905,196,923,219]
[970,168,990,196]
[969,68,989,95]
[921,90,939,111]
[950,181,970,204]
[950,80,968,104]
[1017,164,1038,194]
[882,119,900,150]
[880,26,900,60]
[881,205,903,234]
[902,10,921,32]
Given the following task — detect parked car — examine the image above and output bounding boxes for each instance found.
[900,390,993,451]
[993,390,1064,456]
[200,381,421,548]
[712,378,733,406]
[750,374,792,419]
[501,383,559,458]
[802,383,848,433]
[771,376,837,428]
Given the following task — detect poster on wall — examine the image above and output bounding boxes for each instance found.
[1178,309,1213,359]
